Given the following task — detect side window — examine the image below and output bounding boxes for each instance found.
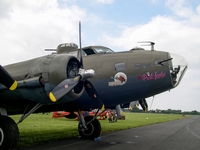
[144,63,151,68]
[115,62,126,71]
[135,63,151,69]
[135,63,142,69]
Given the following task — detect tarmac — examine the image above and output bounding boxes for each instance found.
[18,115,200,150]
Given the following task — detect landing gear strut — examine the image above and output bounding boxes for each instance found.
[78,110,101,139]
[0,115,19,149]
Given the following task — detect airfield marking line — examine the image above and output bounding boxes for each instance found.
[186,120,200,139]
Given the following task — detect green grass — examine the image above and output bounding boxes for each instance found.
[11,112,188,147]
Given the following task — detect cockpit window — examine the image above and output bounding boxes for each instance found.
[83,49,96,55]
[83,46,114,55]
[94,47,114,54]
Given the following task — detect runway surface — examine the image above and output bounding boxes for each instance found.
[19,115,200,150]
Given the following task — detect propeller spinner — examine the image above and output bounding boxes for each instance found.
[0,65,17,90]
[49,22,103,109]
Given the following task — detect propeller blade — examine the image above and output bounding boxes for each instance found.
[79,21,83,69]
[49,76,80,102]
[139,99,148,112]
[84,80,104,109]
[0,65,17,90]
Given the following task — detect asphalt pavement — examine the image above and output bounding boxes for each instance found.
[18,115,200,150]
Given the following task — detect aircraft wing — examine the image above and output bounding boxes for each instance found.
[0,65,17,90]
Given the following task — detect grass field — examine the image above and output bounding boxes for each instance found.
[11,112,188,147]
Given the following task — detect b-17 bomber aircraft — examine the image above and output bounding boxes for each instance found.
[0,23,188,149]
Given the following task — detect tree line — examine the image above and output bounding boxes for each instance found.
[128,108,200,115]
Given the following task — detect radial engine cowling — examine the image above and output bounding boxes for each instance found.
[46,54,84,101]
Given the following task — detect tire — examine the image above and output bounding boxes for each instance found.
[78,116,101,139]
[0,115,19,149]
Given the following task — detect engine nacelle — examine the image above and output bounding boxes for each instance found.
[44,54,84,101]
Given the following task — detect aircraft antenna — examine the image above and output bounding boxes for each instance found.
[39,48,46,56]
[138,41,155,51]
[45,49,57,54]
[45,49,57,51]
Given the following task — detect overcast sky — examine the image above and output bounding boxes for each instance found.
[0,0,199,111]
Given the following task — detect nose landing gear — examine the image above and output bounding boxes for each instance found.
[78,111,101,139]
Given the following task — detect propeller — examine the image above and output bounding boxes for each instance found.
[49,21,104,109]
[138,99,148,112]
[0,65,17,90]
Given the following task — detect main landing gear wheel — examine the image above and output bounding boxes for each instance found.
[78,116,101,139]
[0,115,19,149]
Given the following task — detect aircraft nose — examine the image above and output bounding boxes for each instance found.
[169,53,188,87]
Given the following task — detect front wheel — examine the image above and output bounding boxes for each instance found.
[0,115,19,149]
[78,116,101,139]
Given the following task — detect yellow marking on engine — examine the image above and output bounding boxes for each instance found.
[9,80,17,90]
[49,92,57,102]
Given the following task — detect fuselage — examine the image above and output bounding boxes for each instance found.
[0,48,188,114]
